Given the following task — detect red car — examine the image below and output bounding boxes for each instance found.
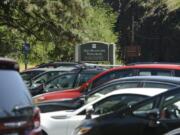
[33,63,180,104]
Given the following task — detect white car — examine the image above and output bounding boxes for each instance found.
[41,88,168,135]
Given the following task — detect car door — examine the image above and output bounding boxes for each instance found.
[67,94,146,135]
[157,91,180,134]
[92,94,147,115]
[132,90,180,135]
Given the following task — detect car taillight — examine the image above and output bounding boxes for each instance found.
[33,107,41,129]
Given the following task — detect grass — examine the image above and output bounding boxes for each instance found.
[19,63,36,71]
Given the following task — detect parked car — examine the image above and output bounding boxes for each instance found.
[20,68,49,82]
[27,67,78,88]
[164,128,180,135]
[36,76,180,112]
[30,67,105,96]
[33,63,180,104]
[40,88,167,135]
[0,57,42,135]
[76,86,180,135]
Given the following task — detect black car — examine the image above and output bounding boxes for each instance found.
[164,128,180,135]
[30,67,105,96]
[27,67,77,88]
[20,68,48,82]
[37,76,180,113]
[76,86,180,135]
[0,58,42,135]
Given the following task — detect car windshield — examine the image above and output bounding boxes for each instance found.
[20,70,44,81]
[76,71,103,87]
[44,73,77,92]
[30,70,66,88]
[86,82,139,104]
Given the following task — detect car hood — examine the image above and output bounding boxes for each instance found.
[33,87,81,98]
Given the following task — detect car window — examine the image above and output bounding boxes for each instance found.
[133,99,156,117]
[160,93,180,120]
[86,82,139,103]
[0,70,32,118]
[91,69,133,89]
[138,69,172,76]
[44,73,77,92]
[175,70,180,77]
[76,72,101,87]
[21,71,44,81]
[143,82,176,89]
[93,94,146,115]
[33,71,64,84]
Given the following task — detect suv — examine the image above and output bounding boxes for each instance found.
[0,58,41,135]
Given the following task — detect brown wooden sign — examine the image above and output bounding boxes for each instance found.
[125,46,141,57]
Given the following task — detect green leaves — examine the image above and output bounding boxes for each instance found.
[0,0,118,63]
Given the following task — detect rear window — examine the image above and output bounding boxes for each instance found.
[143,82,176,89]
[76,71,102,87]
[21,70,44,81]
[175,70,180,77]
[91,69,133,89]
[137,69,172,76]
[0,70,32,118]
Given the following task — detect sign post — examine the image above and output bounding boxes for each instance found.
[22,42,30,70]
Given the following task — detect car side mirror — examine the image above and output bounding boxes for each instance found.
[146,109,160,120]
[85,105,94,119]
[146,109,160,127]
[80,95,86,103]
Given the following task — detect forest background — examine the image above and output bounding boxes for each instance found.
[0,0,179,65]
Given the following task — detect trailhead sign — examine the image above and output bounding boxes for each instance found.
[75,41,115,64]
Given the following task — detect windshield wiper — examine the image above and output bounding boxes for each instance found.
[12,105,33,115]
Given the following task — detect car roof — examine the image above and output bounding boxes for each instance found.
[106,87,167,97]
[104,76,180,85]
[39,66,78,72]
[36,62,80,68]
[127,86,180,111]
[75,87,168,115]
[21,68,51,72]
[44,87,167,115]
[0,57,19,71]
[87,64,180,84]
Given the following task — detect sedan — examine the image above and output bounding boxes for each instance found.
[40,87,168,135]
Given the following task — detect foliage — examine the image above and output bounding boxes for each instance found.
[80,2,118,43]
[164,0,180,11]
[105,0,180,63]
[0,0,118,63]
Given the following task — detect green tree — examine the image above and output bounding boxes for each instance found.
[105,0,180,63]
[0,0,118,63]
